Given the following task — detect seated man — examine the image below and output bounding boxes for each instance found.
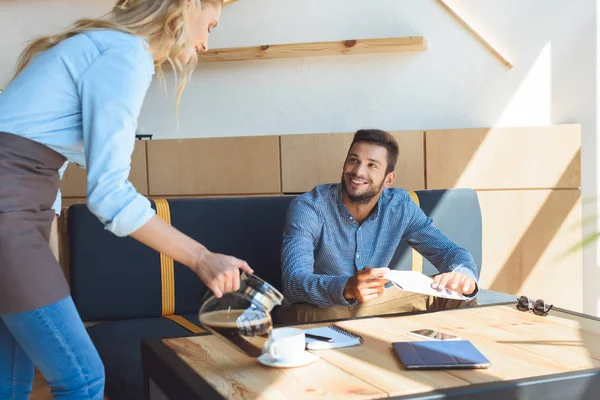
[280,129,479,324]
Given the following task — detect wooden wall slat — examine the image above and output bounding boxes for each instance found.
[60,141,148,196]
[59,164,87,198]
[426,124,581,189]
[61,198,87,208]
[477,189,582,312]
[146,136,281,196]
[130,141,149,195]
[198,37,427,64]
[280,130,425,193]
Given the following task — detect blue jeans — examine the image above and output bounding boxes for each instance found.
[0,296,105,399]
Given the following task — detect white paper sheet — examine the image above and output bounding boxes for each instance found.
[384,270,468,301]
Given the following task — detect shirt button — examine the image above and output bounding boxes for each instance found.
[356,254,360,259]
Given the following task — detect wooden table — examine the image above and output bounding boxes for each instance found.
[142,304,600,399]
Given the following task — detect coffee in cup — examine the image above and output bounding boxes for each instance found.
[199,309,272,358]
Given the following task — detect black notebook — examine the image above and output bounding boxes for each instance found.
[393,340,491,369]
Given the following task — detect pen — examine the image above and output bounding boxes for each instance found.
[306,333,333,342]
[390,280,403,290]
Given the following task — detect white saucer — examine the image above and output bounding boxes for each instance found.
[257,351,319,368]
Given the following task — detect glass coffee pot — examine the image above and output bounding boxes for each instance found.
[198,272,284,358]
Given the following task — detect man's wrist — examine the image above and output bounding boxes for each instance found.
[329,276,354,306]
[343,277,356,300]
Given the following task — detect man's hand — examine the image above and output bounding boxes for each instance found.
[431,271,477,296]
[343,267,390,303]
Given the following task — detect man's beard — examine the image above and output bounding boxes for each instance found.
[341,174,385,205]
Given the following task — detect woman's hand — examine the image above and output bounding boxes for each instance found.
[192,249,254,298]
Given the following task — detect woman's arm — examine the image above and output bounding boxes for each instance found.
[130,215,253,297]
[78,41,251,297]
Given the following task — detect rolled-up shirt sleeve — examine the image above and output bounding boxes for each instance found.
[78,47,155,237]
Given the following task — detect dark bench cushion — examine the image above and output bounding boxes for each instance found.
[69,191,483,322]
[69,196,295,322]
[87,314,201,400]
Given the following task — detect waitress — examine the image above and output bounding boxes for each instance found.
[0,0,251,398]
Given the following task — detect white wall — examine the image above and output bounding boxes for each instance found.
[0,0,112,81]
[144,0,596,138]
[1,0,598,314]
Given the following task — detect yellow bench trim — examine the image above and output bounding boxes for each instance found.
[406,191,423,273]
[164,315,206,334]
[154,199,176,317]
[153,199,205,334]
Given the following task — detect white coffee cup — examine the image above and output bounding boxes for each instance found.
[267,327,306,363]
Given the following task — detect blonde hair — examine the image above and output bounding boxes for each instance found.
[13,0,224,109]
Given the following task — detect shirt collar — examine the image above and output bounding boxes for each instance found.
[334,184,354,223]
[334,183,385,224]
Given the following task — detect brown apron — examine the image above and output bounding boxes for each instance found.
[0,132,70,314]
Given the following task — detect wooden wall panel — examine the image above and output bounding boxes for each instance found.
[477,190,582,312]
[146,136,281,196]
[61,198,87,208]
[281,131,425,193]
[60,163,87,198]
[50,216,59,261]
[60,141,149,196]
[426,125,581,190]
[129,141,149,195]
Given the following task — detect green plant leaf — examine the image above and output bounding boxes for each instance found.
[567,232,600,254]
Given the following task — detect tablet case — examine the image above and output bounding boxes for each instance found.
[393,340,491,369]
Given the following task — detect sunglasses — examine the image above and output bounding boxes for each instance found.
[516,295,553,316]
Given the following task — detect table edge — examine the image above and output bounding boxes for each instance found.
[142,337,225,400]
[142,302,600,400]
[388,369,600,400]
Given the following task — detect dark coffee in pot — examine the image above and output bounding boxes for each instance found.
[200,309,272,358]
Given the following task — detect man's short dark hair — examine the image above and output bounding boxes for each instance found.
[350,129,399,174]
